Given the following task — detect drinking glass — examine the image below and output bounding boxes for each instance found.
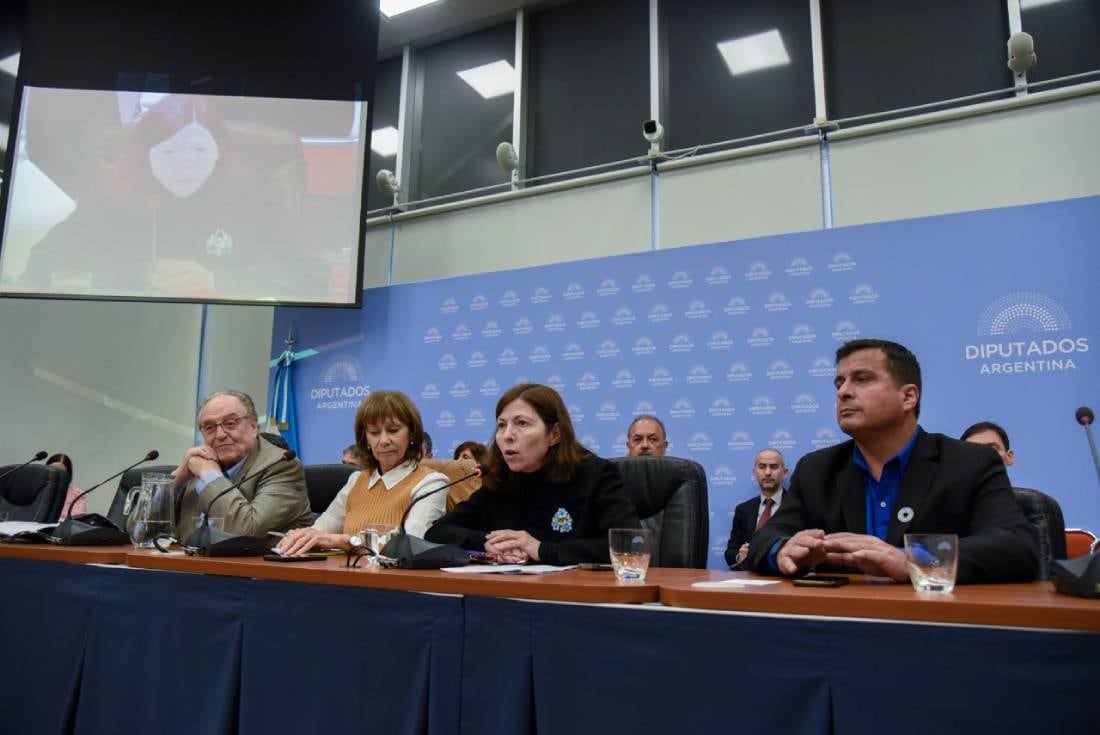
[608,528,653,582]
[360,523,397,567]
[904,533,959,593]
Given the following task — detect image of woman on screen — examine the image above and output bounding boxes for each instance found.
[21,94,324,300]
[275,391,450,556]
[425,383,640,565]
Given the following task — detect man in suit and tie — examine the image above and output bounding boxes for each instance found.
[724,449,788,569]
[747,339,1038,583]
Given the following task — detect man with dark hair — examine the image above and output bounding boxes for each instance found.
[748,339,1038,583]
[421,431,434,460]
[171,390,311,537]
[342,443,362,467]
[626,415,668,456]
[725,448,788,569]
[961,421,1014,467]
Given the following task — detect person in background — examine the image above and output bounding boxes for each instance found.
[342,444,362,467]
[48,453,87,520]
[277,391,449,555]
[724,448,787,569]
[747,338,1038,584]
[421,431,434,460]
[625,415,668,457]
[960,421,1014,469]
[426,383,640,565]
[453,441,487,464]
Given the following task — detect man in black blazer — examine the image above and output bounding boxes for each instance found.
[724,449,787,569]
[747,339,1038,584]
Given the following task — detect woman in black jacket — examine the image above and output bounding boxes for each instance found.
[425,383,639,565]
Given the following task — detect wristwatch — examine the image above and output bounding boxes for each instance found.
[348,533,366,550]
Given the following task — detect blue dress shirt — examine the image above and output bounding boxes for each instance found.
[853,427,920,541]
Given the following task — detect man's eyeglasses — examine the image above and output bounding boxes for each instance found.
[200,416,248,436]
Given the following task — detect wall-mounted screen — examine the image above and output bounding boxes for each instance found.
[1,87,367,304]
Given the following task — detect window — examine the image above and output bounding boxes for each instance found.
[366,56,403,212]
[822,0,1012,122]
[526,0,649,180]
[1021,0,1100,87]
[662,0,814,150]
[411,22,515,202]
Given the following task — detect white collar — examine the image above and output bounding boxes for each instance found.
[369,459,417,490]
[760,488,784,505]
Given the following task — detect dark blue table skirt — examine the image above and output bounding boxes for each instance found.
[462,597,1100,735]
[2,558,1098,735]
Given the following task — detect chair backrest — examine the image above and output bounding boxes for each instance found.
[0,464,70,522]
[1065,528,1098,559]
[608,455,709,568]
[303,464,358,516]
[419,458,482,511]
[107,465,178,529]
[260,432,290,450]
[1011,487,1068,580]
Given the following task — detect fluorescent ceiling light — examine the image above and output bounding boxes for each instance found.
[456,60,516,99]
[717,29,790,76]
[380,0,440,18]
[1020,0,1069,8]
[371,126,399,157]
[0,53,18,77]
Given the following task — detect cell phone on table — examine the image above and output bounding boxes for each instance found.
[792,574,849,587]
[578,563,614,571]
[262,553,328,562]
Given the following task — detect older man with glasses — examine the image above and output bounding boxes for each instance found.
[172,390,311,537]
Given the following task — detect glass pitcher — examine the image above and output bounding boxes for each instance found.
[126,472,176,548]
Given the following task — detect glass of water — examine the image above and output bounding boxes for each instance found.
[903,533,959,593]
[608,528,653,582]
[360,523,397,567]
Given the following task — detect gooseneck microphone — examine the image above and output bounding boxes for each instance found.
[1075,406,1100,486]
[184,450,296,551]
[397,463,487,534]
[0,450,49,486]
[379,463,488,569]
[53,450,159,544]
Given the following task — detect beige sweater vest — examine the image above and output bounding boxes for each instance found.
[342,464,433,534]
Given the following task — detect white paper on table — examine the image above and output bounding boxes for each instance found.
[690,579,782,589]
[0,520,56,536]
[441,564,578,575]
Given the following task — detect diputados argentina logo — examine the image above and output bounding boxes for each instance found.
[966,292,1088,375]
[311,356,370,410]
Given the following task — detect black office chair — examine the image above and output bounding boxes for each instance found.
[260,432,290,451]
[609,455,710,568]
[1012,487,1068,580]
[303,464,358,517]
[0,464,69,522]
[106,464,177,529]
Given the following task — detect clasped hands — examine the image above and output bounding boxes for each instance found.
[172,446,222,486]
[776,529,909,581]
[483,529,541,564]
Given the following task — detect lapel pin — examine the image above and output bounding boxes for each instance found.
[897,506,914,523]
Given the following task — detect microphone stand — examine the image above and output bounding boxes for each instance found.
[53,451,160,545]
[0,451,48,487]
[183,450,296,555]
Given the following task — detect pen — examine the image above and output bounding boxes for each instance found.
[267,531,286,538]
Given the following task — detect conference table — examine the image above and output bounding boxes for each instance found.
[0,545,1096,735]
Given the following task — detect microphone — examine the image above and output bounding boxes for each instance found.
[0,450,48,486]
[379,463,488,569]
[1075,406,1100,486]
[53,450,159,544]
[184,449,297,554]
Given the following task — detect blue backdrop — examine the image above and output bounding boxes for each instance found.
[273,196,1099,568]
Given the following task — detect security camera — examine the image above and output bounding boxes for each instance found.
[496,141,519,172]
[376,169,400,196]
[1007,32,1037,75]
[642,119,664,144]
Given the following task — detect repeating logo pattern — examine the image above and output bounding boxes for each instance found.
[283,200,1100,568]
